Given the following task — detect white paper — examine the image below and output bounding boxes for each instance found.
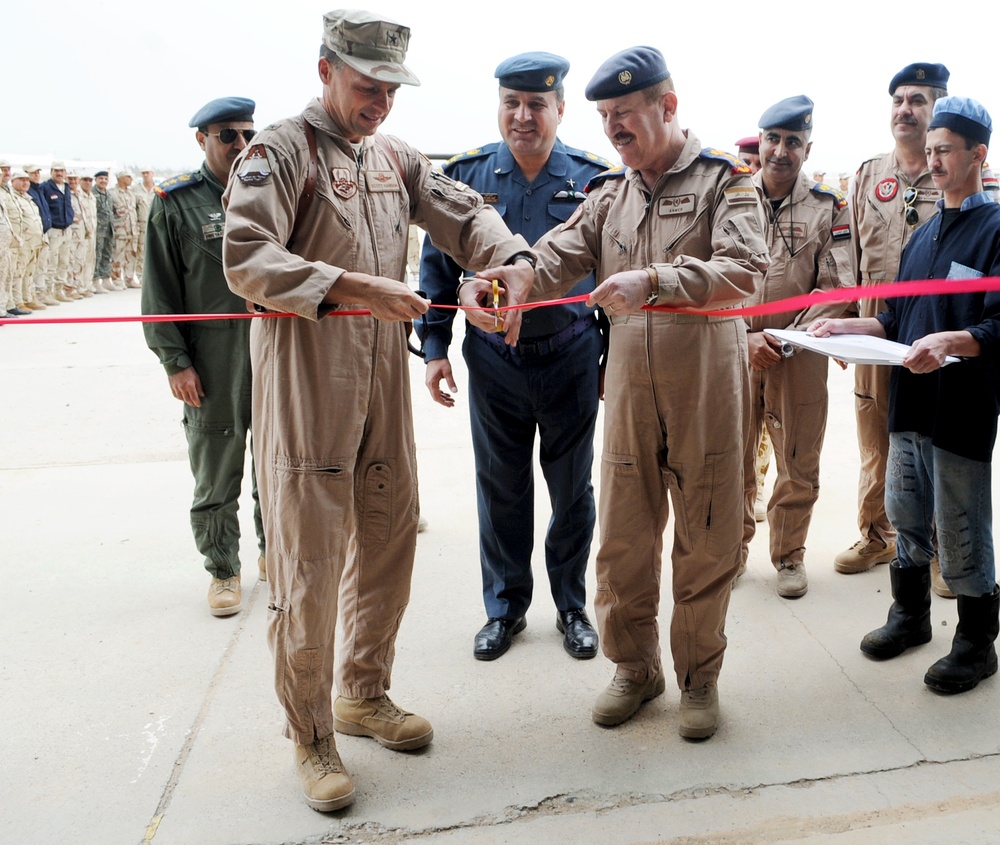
[763,328,960,366]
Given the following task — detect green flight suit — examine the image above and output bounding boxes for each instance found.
[141,162,264,578]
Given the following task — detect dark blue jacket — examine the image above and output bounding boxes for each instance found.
[41,179,74,229]
[27,182,53,231]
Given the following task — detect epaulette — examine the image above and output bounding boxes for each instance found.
[700,147,752,175]
[154,171,202,197]
[443,147,494,168]
[584,165,627,193]
[569,149,614,169]
[811,182,848,210]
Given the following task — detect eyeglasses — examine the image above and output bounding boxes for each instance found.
[903,187,919,227]
[207,128,256,145]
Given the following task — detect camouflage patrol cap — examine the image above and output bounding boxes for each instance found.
[50,160,67,170]
[10,168,29,179]
[322,9,420,87]
[0,158,10,167]
[23,163,41,174]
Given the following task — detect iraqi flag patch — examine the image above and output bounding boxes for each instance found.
[832,224,851,240]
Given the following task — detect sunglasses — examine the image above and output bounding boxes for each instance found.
[207,128,256,145]
[903,187,919,227]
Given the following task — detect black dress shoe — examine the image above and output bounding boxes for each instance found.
[9,307,30,316]
[473,617,526,661]
[556,608,599,659]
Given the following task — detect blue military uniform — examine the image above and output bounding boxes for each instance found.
[418,56,610,639]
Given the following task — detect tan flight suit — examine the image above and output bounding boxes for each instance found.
[110,183,139,283]
[223,99,531,746]
[850,153,939,547]
[12,189,45,307]
[531,131,769,692]
[741,172,854,571]
[134,184,155,283]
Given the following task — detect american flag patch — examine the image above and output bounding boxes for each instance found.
[831,224,851,240]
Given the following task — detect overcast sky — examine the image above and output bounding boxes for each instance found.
[5,1,999,179]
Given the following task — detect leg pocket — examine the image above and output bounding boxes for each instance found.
[272,458,350,561]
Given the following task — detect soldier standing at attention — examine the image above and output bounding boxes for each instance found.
[134,167,156,285]
[92,170,115,293]
[141,97,266,617]
[418,52,607,662]
[110,168,139,289]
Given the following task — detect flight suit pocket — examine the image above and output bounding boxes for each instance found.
[359,462,393,547]
[600,451,640,542]
[669,449,742,557]
[788,397,826,485]
[272,457,349,560]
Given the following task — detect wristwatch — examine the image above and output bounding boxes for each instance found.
[506,251,537,269]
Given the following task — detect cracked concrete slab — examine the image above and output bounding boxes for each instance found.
[1,291,998,845]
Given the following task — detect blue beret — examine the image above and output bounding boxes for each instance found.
[929,96,992,146]
[93,170,109,177]
[889,62,949,95]
[495,52,569,93]
[758,95,815,131]
[188,96,256,129]
[585,46,670,102]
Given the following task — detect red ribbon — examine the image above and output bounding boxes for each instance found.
[3,276,1000,326]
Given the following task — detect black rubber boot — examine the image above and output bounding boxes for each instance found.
[860,563,932,659]
[924,585,1000,694]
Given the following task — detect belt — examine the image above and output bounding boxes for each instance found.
[470,314,597,359]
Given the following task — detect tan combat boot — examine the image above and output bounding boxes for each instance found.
[295,734,355,812]
[679,685,719,740]
[334,694,434,750]
[592,669,665,726]
[207,576,241,616]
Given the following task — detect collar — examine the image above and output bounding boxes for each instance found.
[934,190,995,213]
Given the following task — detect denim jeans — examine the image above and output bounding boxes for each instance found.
[886,431,996,596]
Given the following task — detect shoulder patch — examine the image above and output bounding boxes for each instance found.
[444,147,492,168]
[568,149,614,169]
[700,147,752,175]
[154,171,203,197]
[811,182,848,210]
[584,165,627,193]
[237,144,274,185]
[831,223,851,240]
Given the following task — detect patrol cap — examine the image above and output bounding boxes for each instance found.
[0,158,10,167]
[322,9,420,87]
[889,62,949,95]
[50,159,67,170]
[140,165,154,173]
[10,168,29,179]
[495,52,569,93]
[188,96,256,129]
[585,46,670,101]
[758,95,814,131]
[735,136,759,154]
[80,173,94,181]
[929,96,992,146]
[94,170,109,177]
[24,163,41,174]
[67,170,79,178]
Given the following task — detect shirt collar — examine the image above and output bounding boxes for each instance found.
[935,190,994,212]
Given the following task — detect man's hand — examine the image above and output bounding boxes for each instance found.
[587,270,654,316]
[903,330,978,373]
[425,357,458,408]
[325,272,429,322]
[806,317,850,337]
[470,260,535,346]
[168,366,205,408]
[748,330,783,371]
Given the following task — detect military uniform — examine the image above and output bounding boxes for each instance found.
[67,186,91,295]
[741,169,854,577]
[0,189,14,313]
[531,129,768,692]
[134,182,155,284]
[850,152,939,551]
[77,186,98,294]
[11,187,45,309]
[142,163,265,582]
[419,136,609,628]
[223,98,530,745]
[93,182,114,286]
[110,181,139,286]
[41,176,74,300]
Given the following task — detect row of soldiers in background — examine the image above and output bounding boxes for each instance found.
[0,160,155,319]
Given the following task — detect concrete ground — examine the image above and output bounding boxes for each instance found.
[2,291,999,845]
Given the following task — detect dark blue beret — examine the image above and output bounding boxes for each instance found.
[188,96,256,129]
[93,170,109,177]
[758,95,815,131]
[585,46,670,102]
[889,62,949,95]
[495,52,569,93]
[929,96,992,146]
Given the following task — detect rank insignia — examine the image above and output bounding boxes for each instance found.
[875,178,898,202]
[238,145,273,185]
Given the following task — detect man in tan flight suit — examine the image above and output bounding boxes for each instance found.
[466,46,768,740]
[110,168,139,289]
[739,95,854,597]
[222,9,533,813]
[836,62,949,581]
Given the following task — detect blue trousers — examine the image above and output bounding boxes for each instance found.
[463,325,601,619]
[886,431,996,596]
